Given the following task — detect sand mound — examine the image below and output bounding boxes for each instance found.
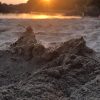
[0,36,100,100]
[10,26,45,60]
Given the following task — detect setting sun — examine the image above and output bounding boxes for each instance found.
[42,0,51,5]
[44,0,51,2]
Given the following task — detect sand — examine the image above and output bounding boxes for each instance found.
[0,17,100,100]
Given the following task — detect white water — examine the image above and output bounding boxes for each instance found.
[0,16,100,52]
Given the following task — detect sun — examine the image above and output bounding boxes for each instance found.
[40,0,52,9]
[42,0,51,4]
[44,0,51,2]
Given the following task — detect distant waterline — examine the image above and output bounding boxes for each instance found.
[0,13,81,19]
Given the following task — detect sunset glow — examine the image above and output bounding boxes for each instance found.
[0,0,28,4]
[0,13,81,19]
[41,0,52,5]
[44,0,51,3]
[32,14,50,19]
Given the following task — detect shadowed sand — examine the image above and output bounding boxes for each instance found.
[0,27,100,100]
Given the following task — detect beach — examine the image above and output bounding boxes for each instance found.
[0,17,100,100]
[0,17,100,51]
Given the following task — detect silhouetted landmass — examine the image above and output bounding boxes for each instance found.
[0,2,28,13]
[0,0,100,16]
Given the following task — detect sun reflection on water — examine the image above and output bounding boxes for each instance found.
[31,14,81,19]
[0,13,81,19]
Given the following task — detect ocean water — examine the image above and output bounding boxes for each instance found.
[0,13,81,19]
[0,15,100,52]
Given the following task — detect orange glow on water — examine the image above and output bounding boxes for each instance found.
[0,13,81,19]
[32,15,50,19]
[31,14,81,19]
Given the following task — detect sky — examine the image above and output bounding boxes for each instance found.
[0,0,28,4]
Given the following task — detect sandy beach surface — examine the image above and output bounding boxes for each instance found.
[0,17,100,100]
